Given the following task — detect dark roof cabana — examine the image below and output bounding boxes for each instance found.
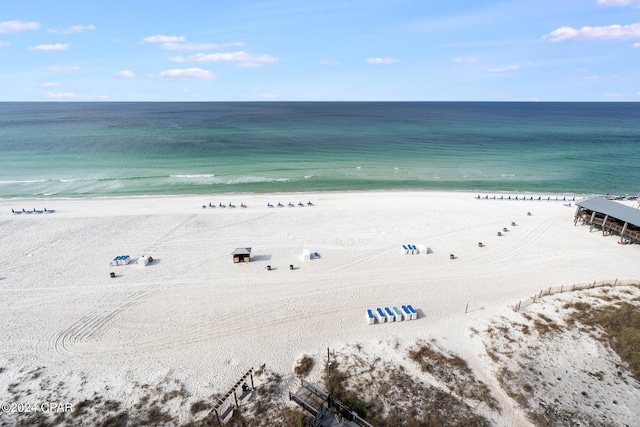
[574,197,640,244]
[232,247,252,263]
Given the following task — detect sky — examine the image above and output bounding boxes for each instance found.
[0,0,639,101]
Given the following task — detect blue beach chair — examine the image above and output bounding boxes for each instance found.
[407,305,417,320]
[385,307,395,322]
[366,309,375,325]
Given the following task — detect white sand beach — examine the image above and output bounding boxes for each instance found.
[1,191,638,425]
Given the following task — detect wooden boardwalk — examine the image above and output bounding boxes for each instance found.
[288,379,373,427]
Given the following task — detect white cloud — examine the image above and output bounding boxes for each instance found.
[597,0,640,6]
[28,43,70,51]
[634,42,640,47]
[47,65,80,72]
[49,25,96,34]
[544,23,640,41]
[454,57,480,62]
[263,93,279,99]
[0,42,9,47]
[188,51,278,67]
[320,58,341,65]
[44,92,109,100]
[40,82,60,87]
[142,35,186,43]
[603,92,622,97]
[115,70,135,78]
[488,65,520,72]
[143,36,245,50]
[0,20,39,33]
[366,57,398,64]
[158,68,216,80]
[169,55,185,62]
[161,41,245,50]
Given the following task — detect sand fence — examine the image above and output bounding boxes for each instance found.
[512,279,638,312]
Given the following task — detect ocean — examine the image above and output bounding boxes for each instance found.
[1,102,638,198]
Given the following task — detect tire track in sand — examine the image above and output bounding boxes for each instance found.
[51,214,209,355]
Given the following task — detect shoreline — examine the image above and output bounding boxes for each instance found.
[0,187,599,203]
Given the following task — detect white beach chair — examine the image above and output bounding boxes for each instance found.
[366,309,375,325]
[407,305,417,320]
[385,307,395,322]
[401,305,411,321]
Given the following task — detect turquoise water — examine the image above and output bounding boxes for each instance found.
[0,102,638,198]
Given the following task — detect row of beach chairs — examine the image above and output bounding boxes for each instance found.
[11,208,54,214]
[268,201,313,207]
[202,202,246,208]
[201,201,314,208]
[476,195,577,202]
[366,305,417,324]
[401,244,427,254]
[109,255,130,266]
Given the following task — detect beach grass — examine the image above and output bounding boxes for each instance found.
[566,287,640,380]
